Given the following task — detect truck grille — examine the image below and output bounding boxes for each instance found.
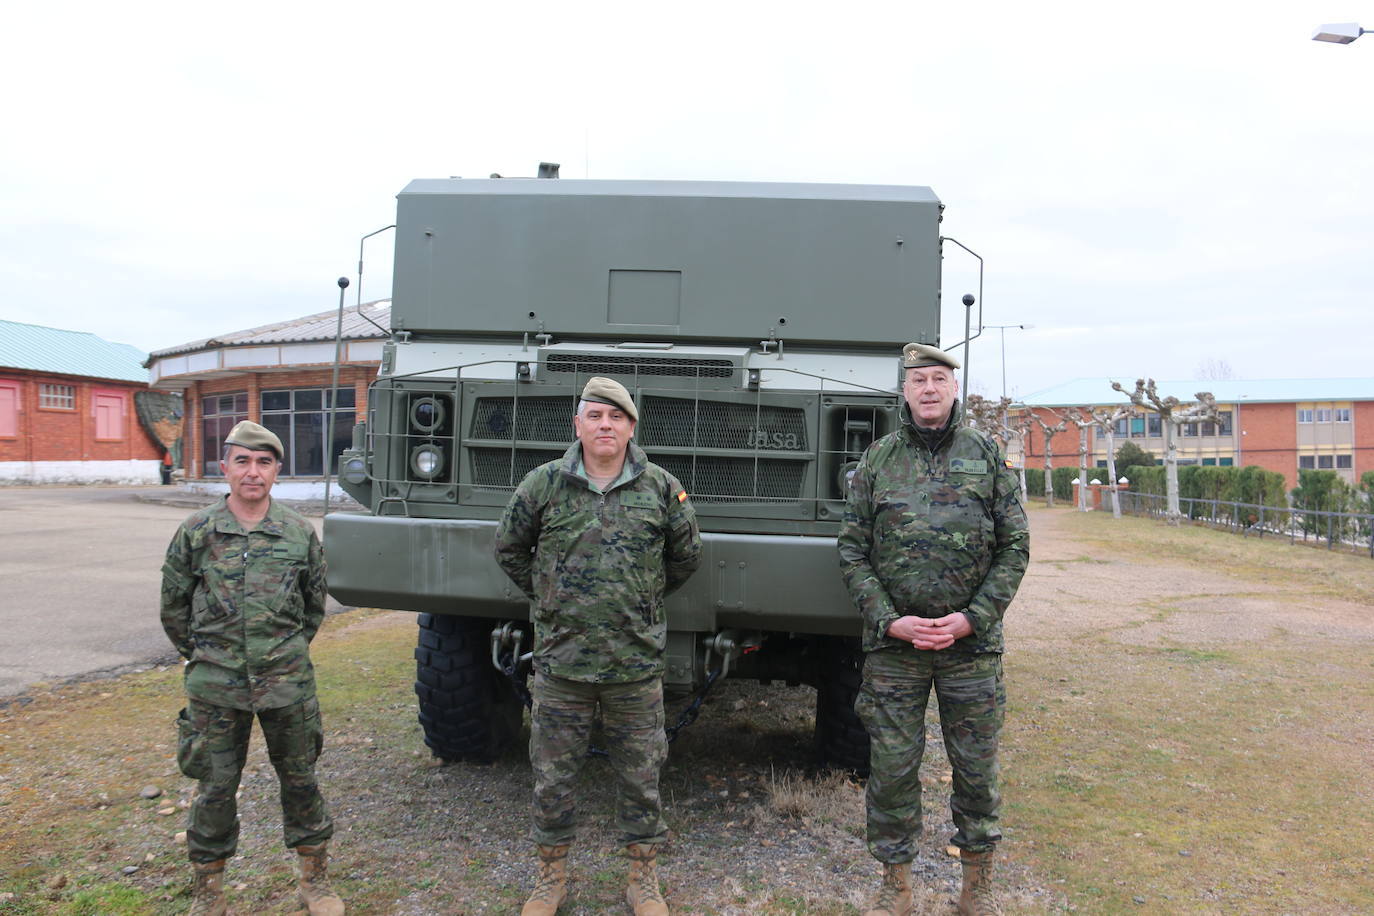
[650,455,805,503]
[545,353,734,379]
[464,393,809,503]
[638,396,807,450]
[469,447,563,487]
[471,396,573,441]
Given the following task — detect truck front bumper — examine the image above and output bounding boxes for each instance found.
[324,513,860,637]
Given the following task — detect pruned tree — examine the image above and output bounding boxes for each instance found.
[964,393,1013,446]
[1090,404,1135,518]
[1110,378,1219,525]
[1028,408,1069,507]
[1062,408,1097,511]
[1010,410,1034,503]
[969,394,1034,505]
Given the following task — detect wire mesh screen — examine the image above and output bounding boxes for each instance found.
[649,454,806,503]
[544,353,734,378]
[469,447,564,487]
[637,396,808,451]
[470,396,573,441]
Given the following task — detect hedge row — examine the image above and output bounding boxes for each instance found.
[1023,463,1288,513]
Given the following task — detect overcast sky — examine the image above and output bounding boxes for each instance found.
[4,1,1370,400]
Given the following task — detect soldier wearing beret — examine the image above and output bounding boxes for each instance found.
[161,421,344,916]
[495,377,702,916]
[838,344,1030,916]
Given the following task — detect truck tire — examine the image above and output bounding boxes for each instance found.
[814,637,871,776]
[413,614,524,763]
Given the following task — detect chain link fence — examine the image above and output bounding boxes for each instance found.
[1117,491,1374,558]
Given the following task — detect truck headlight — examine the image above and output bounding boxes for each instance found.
[341,455,368,485]
[410,396,447,434]
[410,444,445,480]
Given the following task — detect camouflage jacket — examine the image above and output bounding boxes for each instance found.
[160,497,328,711]
[838,401,1029,654]
[494,441,702,684]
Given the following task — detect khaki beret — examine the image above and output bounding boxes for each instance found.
[902,342,961,370]
[224,420,284,459]
[580,377,638,422]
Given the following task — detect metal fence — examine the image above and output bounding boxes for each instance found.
[1116,491,1374,558]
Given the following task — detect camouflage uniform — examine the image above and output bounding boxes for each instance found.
[495,440,701,846]
[838,400,1029,861]
[161,496,334,863]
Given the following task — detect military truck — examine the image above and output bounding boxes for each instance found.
[325,173,949,772]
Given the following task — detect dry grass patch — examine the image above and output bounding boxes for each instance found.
[1003,508,1374,913]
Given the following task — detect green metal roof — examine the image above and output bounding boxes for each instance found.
[0,319,149,383]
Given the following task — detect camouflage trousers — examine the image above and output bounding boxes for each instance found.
[855,647,1004,863]
[178,696,334,863]
[529,670,668,847]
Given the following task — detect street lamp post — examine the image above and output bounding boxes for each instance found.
[1312,22,1369,43]
[984,324,1034,420]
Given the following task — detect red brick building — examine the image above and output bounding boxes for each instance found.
[1017,378,1374,490]
[0,319,167,485]
[146,302,388,500]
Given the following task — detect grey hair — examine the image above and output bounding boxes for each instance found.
[576,399,633,419]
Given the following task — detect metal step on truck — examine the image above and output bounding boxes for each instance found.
[324,170,950,773]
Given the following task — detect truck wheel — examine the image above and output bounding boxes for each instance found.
[413,614,524,763]
[814,638,871,776]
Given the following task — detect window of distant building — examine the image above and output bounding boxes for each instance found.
[1317,455,1334,469]
[1113,417,1128,436]
[1336,455,1352,469]
[201,393,248,477]
[1299,455,1316,469]
[1217,411,1233,435]
[260,387,356,477]
[1130,416,1145,437]
[39,383,76,410]
[1147,413,1161,437]
[92,390,126,441]
[1297,408,1313,423]
[1315,408,1332,423]
[1219,457,1233,467]
[1335,408,1351,423]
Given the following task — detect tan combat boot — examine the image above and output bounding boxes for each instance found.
[957,848,1000,916]
[295,843,345,916]
[521,844,570,915]
[188,859,228,916]
[624,843,669,916]
[863,861,912,916]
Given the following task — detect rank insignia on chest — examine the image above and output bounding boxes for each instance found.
[949,458,988,475]
[619,491,658,509]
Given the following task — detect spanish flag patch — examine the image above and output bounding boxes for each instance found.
[677,490,689,503]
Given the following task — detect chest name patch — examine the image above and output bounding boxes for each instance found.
[949,458,989,475]
[619,491,658,509]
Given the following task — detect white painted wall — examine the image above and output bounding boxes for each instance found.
[182,479,362,507]
[0,460,162,486]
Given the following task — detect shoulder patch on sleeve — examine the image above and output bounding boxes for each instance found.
[677,490,689,503]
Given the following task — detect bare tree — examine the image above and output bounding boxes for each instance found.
[1110,379,1219,525]
[1028,409,1069,507]
[1010,411,1034,504]
[1062,408,1097,511]
[1089,404,1135,518]
[968,394,1037,505]
[964,394,1012,446]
